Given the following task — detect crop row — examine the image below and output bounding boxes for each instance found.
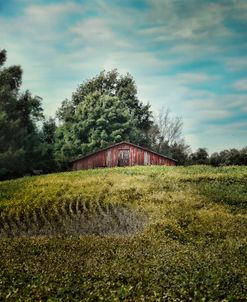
[0,199,147,238]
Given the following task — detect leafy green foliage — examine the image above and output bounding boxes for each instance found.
[0,50,44,179]
[210,147,247,166]
[55,93,134,164]
[190,148,209,164]
[39,117,58,173]
[55,70,153,166]
[0,166,246,300]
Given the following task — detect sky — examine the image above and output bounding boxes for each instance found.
[1,0,247,153]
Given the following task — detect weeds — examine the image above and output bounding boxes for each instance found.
[0,165,247,300]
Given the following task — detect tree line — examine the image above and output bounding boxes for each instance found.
[190,147,247,166]
[0,50,246,179]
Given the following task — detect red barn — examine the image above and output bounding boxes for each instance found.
[70,141,176,171]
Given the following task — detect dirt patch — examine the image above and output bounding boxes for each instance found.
[0,201,147,237]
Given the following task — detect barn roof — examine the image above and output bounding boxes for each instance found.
[70,141,177,163]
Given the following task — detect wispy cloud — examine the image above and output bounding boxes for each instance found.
[225,57,247,71]
[1,0,247,152]
[174,72,218,84]
[144,0,232,41]
[25,2,82,24]
[233,79,247,91]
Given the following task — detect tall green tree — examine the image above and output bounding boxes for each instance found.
[39,117,57,173]
[0,49,44,179]
[55,92,141,168]
[55,70,153,167]
[190,148,209,165]
[168,141,191,165]
[57,69,152,134]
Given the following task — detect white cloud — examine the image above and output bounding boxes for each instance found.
[1,0,246,153]
[185,99,231,120]
[1,2,83,42]
[174,72,217,84]
[143,0,233,42]
[25,2,82,24]
[169,43,219,56]
[233,79,247,91]
[225,57,247,71]
[0,2,88,116]
[230,0,247,21]
[222,94,247,110]
[70,18,123,47]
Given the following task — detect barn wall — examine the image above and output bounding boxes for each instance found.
[72,143,176,170]
[73,151,107,170]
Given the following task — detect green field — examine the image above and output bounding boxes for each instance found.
[0,166,247,301]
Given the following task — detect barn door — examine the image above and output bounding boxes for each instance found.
[118,149,130,166]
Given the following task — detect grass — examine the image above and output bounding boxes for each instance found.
[0,165,246,301]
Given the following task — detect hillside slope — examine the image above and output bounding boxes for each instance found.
[0,166,247,301]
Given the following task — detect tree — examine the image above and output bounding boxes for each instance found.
[149,107,183,150]
[55,70,153,167]
[190,148,209,165]
[156,107,183,146]
[57,70,152,140]
[210,147,247,166]
[209,152,221,166]
[239,147,247,165]
[148,106,188,164]
[0,49,44,179]
[39,117,57,173]
[168,141,191,165]
[55,92,141,167]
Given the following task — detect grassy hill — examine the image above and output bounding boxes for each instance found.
[0,166,246,301]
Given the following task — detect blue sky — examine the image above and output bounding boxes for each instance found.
[1,0,247,153]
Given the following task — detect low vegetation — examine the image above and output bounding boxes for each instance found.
[0,166,247,301]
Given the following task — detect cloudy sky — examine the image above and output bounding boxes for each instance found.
[1,0,247,153]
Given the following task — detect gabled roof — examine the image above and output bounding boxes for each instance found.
[70,141,177,163]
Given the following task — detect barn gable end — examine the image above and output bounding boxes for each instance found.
[71,141,176,171]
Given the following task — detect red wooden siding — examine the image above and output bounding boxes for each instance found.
[72,142,176,171]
